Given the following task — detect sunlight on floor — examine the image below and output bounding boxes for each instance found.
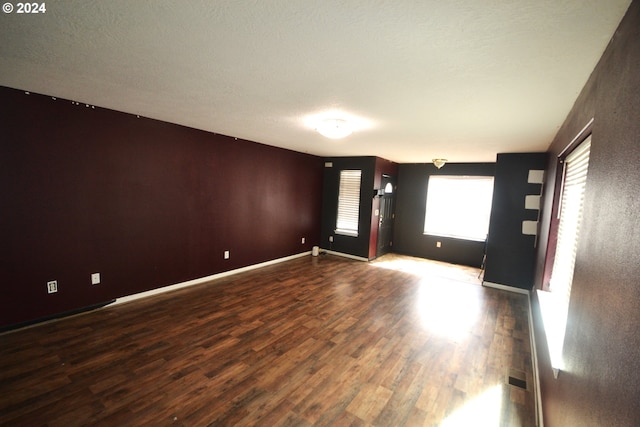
[415,279,481,341]
[370,254,482,286]
[370,255,483,341]
[441,385,504,427]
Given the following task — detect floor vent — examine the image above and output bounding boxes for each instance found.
[507,368,528,390]
[508,376,527,390]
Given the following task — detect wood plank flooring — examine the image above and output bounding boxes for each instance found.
[0,254,535,426]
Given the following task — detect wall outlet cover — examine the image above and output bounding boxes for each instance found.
[47,280,58,293]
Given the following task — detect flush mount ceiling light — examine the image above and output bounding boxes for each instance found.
[432,158,447,169]
[316,118,353,139]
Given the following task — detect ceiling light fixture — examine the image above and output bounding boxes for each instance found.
[316,118,353,139]
[432,158,447,169]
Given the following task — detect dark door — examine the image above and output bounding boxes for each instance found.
[377,175,396,257]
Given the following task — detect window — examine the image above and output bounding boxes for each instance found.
[335,170,362,237]
[540,136,591,372]
[423,175,494,241]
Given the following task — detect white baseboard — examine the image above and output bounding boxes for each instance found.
[114,251,312,306]
[321,249,369,262]
[482,281,530,295]
[528,292,544,427]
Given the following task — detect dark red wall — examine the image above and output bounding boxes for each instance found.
[0,86,323,329]
[533,2,640,425]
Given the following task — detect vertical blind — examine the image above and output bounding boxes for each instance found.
[335,170,362,236]
[550,136,591,315]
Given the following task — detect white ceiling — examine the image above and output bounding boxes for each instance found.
[0,0,631,163]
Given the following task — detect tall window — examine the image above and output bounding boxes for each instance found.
[543,136,591,370]
[335,170,362,237]
[423,175,494,241]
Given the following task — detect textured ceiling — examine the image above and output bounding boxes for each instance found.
[0,0,631,163]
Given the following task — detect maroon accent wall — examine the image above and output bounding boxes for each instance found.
[0,87,323,329]
[533,2,640,425]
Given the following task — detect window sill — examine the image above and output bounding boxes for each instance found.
[335,229,358,238]
[423,233,487,243]
[536,289,567,378]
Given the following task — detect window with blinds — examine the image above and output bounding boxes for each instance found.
[335,170,362,237]
[543,135,591,370]
[550,137,591,302]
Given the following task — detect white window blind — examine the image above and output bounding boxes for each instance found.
[550,137,591,307]
[423,176,494,241]
[335,170,362,237]
[542,136,591,371]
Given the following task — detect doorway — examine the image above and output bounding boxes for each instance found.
[376,174,396,257]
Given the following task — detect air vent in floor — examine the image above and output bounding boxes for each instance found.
[507,368,528,390]
[508,376,527,389]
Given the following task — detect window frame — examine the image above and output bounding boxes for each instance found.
[335,169,362,237]
[538,123,592,374]
[423,175,494,242]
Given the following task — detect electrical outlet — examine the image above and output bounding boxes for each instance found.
[436,241,442,248]
[329,235,334,242]
[47,280,58,293]
[301,237,305,244]
[91,273,100,285]
[224,250,230,259]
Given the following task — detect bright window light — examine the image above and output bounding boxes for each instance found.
[441,385,503,427]
[423,176,494,241]
[335,170,362,237]
[542,136,591,375]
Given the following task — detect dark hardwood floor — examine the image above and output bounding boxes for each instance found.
[0,254,535,426]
